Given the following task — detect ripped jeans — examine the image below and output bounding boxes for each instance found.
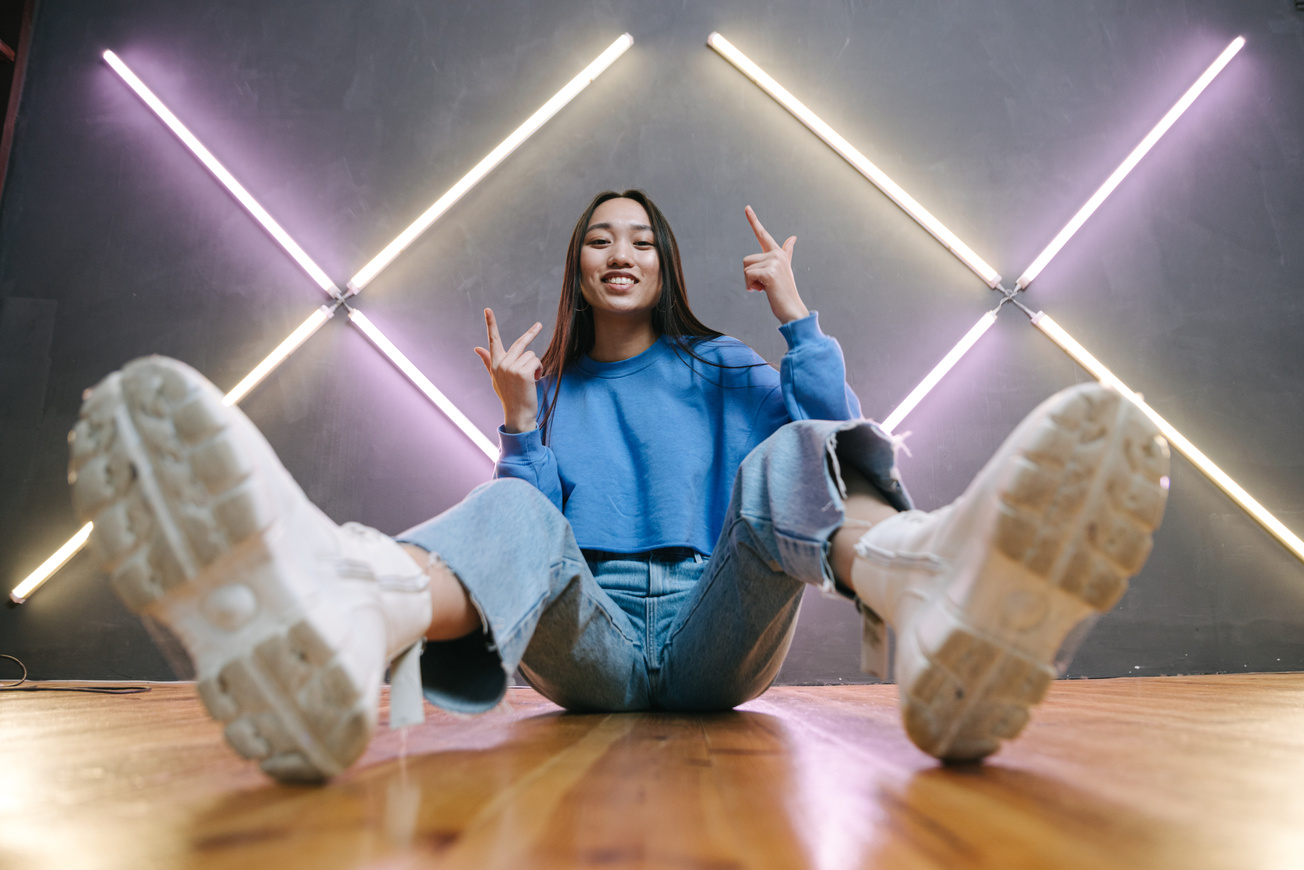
[396,419,912,714]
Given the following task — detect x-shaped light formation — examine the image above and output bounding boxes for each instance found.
[710,32,1304,565]
[10,29,1298,603]
[9,35,633,602]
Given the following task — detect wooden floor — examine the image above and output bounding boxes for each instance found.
[2,675,1302,869]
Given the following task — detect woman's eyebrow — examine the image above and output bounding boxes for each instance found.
[585,222,653,233]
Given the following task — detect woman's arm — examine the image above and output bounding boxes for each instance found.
[474,307,542,433]
[778,313,862,421]
[494,424,565,510]
[740,207,860,421]
[741,206,809,325]
[475,308,565,507]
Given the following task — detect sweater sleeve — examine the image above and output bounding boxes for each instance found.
[777,311,863,421]
[494,426,565,510]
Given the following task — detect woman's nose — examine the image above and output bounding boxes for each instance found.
[607,242,633,265]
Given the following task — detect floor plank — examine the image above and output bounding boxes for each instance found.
[1,675,1301,869]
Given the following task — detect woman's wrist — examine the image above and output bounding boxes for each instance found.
[503,413,538,434]
[773,300,810,324]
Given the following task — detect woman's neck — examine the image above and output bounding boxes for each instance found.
[589,313,659,362]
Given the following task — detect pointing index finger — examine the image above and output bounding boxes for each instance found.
[484,308,505,359]
[507,322,543,359]
[745,205,779,252]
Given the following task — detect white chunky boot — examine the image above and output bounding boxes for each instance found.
[69,356,433,782]
[850,383,1170,761]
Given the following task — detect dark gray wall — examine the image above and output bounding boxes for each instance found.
[2,0,1301,683]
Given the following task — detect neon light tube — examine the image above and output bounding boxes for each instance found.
[880,310,999,434]
[1015,37,1245,290]
[1032,312,1304,563]
[347,33,634,294]
[222,305,336,406]
[347,310,499,461]
[707,32,1002,290]
[8,305,337,603]
[9,523,93,604]
[103,50,342,299]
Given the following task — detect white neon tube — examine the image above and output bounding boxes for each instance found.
[103,50,342,298]
[347,34,634,294]
[222,305,336,406]
[1015,37,1245,290]
[1032,312,1304,563]
[9,523,94,604]
[347,310,499,461]
[880,310,999,434]
[7,305,337,603]
[707,32,1002,289]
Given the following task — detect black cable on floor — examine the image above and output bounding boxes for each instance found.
[0,654,24,688]
[0,654,151,694]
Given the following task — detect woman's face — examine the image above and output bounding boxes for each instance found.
[578,197,662,321]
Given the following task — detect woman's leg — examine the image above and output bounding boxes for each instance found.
[662,385,1170,765]
[828,464,901,587]
[844,384,1170,761]
[68,357,649,784]
[655,418,905,710]
[395,544,480,641]
[394,478,652,715]
[69,357,441,782]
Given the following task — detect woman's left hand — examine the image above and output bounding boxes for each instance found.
[742,205,810,325]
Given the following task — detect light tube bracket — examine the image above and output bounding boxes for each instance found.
[10,35,634,603]
[346,307,500,461]
[103,51,343,299]
[715,32,1296,565]
[708,32,1003,290]
[345,33,634,296]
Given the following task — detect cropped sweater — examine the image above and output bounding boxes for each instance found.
[494,311,860,555]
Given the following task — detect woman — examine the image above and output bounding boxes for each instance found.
[69,191,1170,782]
[404,189,896,714]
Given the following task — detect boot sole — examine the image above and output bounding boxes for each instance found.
[69,357,370,782]
[899,384,1170,761]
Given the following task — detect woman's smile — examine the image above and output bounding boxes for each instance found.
[580,197,662,319]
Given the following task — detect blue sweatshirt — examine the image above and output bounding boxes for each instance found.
[495,311,860,555]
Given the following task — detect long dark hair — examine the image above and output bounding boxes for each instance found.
[537,189,725,438]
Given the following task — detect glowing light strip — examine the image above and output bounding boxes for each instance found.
[1015,37,1245,290]
[103,48,497,441]
[222,305,336,406]
[103,51,341,298]
[347,33,634,294]
[16,36,631,602]
[707,32,1002,289]
[7,304,338,603]
[18,30,616,601]
[881,310,999,434]
[9,523,93,604]
[347,310,499,460]
[1033,313,1304,563]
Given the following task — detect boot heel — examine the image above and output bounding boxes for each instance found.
[857,383,1171,762]
[195,618,372,782]
[69,358,273,613]
[69,356,428,783]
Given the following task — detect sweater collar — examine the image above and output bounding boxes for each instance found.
[575,334,673,378]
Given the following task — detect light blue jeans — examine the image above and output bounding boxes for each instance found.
[397,419,912,714]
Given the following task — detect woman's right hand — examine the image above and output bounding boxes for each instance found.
[474,308,543,434]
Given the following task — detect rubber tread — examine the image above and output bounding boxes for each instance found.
[70,357,373,782]
[901,386,1169,761]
